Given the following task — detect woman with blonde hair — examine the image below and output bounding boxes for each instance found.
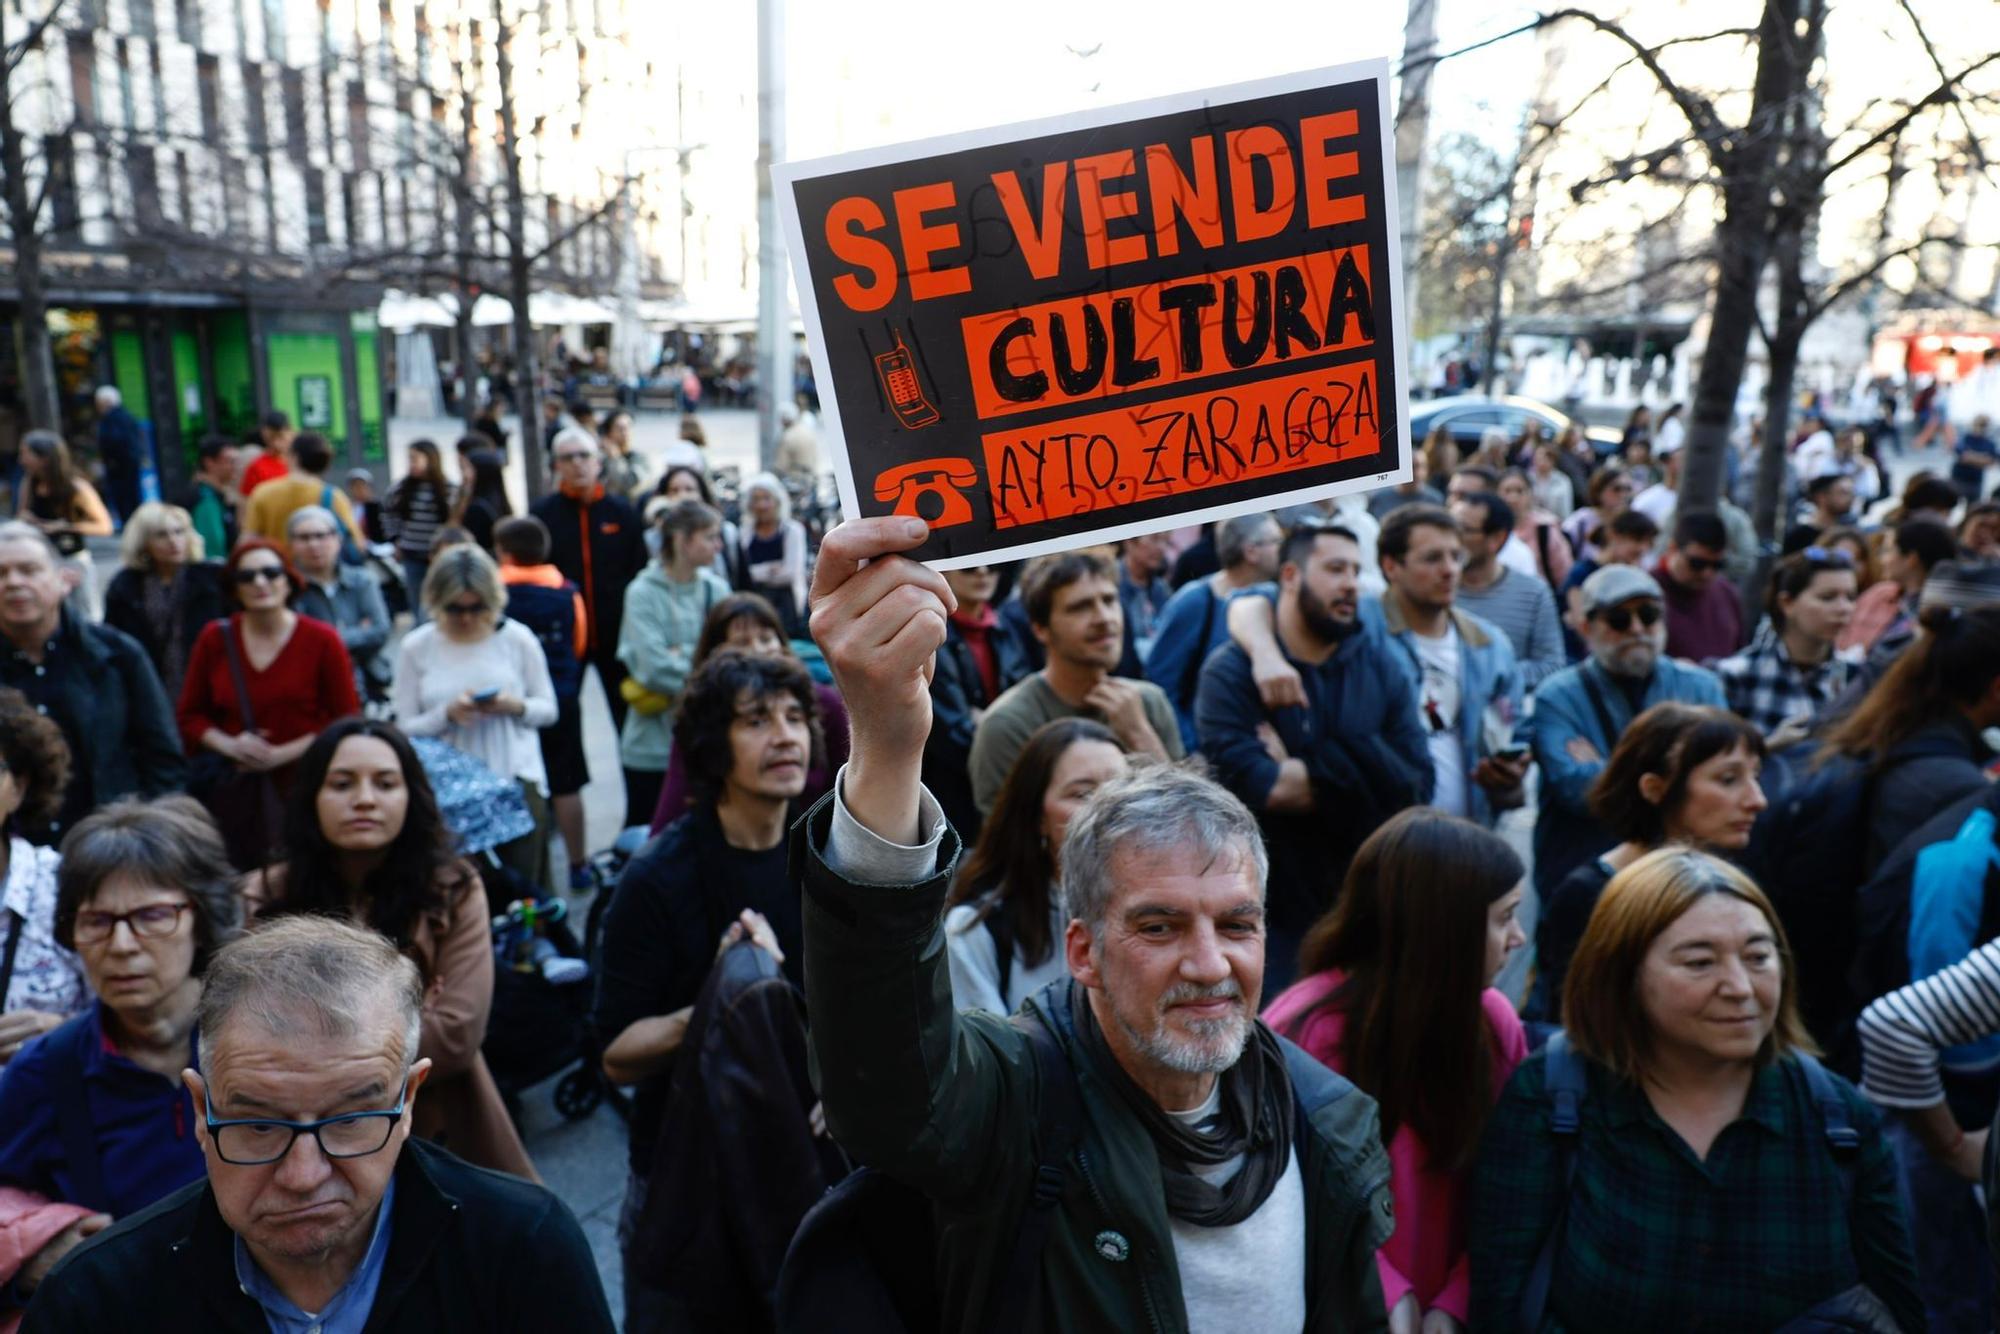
[391,543,557,890]
[1471,848,1918,1332]
[102,502,227,700]
[736,471,808,636]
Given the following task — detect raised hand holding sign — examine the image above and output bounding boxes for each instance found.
[807,517,957,845]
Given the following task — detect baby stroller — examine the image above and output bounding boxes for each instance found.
[481,863,621,1122]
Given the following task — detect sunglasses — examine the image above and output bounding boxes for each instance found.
[1595,601,1663,633]
[442,600,490,617]
[1682,554,1723,574]
[234,566,287,586]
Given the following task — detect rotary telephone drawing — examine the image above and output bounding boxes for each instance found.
[874,458,977,528]
[874,331,940,430]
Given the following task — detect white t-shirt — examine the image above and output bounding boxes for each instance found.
[1166,1084,1308,1334]
[1498,533,1540,579]
[1412,622,1468,816]
[1631,481,1679,527]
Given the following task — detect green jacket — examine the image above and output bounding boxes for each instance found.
[615,562,729,769]
[795,794,1395,1333]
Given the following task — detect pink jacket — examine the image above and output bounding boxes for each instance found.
[1264,973,1526,1324]
[0,1185,94,1333]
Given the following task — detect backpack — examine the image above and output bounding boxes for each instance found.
[1852,786,2000,1043]
[775,1007,1084,1334]
[1741,735,1968,1064]
[319,484,366,566]
[1521,1032,1868,1334]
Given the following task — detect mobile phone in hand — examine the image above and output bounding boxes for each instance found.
[472,686,501,704]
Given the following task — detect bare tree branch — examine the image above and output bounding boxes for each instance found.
[1824,48,2000,178]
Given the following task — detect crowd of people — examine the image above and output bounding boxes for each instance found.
[2,388,1999,1334]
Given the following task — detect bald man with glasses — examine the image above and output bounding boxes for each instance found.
[22,916,612,1333]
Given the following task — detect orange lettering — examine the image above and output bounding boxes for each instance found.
[1226,125,1296,243]
[892,182,973,301]
[1075,150,1148,270]
[826,196,898,312]
[1146,139,1223,259]
[1300,110,1364,229]
[992,162,1070,282]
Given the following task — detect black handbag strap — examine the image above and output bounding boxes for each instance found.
[215,617,258,733]
[0,908,23,1004]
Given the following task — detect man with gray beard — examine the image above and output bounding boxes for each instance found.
[1524,564,1726,896]
[793,516,1395,1334]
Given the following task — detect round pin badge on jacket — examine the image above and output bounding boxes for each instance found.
[1093,1230,1130,1263]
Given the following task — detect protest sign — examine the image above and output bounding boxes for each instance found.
[776,59,1408,569]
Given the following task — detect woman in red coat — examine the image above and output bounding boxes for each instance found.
[176,538,358,867]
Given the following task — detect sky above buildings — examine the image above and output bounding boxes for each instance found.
[785,0,1542,163]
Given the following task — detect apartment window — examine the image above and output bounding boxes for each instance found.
[44,134,80,236]
[348,84,370,168]
[115,40,137,129]
[197,55,220,141]
[262,0,286,58]
[222,155,246,236]
[177,0,202,47]
[242,62,269,148]
[67,34,96,124]
[176,151,193,227]
[129,0,157,39]
[149,44,168,132]
[281,66,307,154]
[131,146,163,227]
[304,167,328,244]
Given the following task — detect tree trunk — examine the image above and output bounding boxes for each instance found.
[493,0,545,499]
[1676,0,1806,518]
[1746,220,1808,625]
[0,3,61,432]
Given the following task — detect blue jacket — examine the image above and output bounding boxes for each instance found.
[1525,655,1726,891]
[0,1003,204,1218]
[1143,577,1239,753]
[1364,596,1523,829]
[1196,611,1429,968]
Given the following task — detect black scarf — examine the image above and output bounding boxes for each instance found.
[1068,980,1294,1227]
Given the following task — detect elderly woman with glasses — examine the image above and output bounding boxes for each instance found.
[177,539,360,870]
[103,502,229,702]
[0,798,241,1305]
[1714,548,1859,747]
[391,544,557,891]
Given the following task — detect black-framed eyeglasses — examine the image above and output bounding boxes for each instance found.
[204,1075,414,1166]
[1596,601,1663,633]
[72,900,191,945]
[1803,545,1855,567]
[292,528,340,542]
[441,600,490,617]
[234,566,287,586]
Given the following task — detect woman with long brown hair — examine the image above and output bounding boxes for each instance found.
[941,718,1127,1015]
[1265,807,1527,1334]
[16,430,113,619]
[1821,601,2000,872]
[384,438,455,617]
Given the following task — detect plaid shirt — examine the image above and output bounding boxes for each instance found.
[1714,624,1855,736]
[1469,1049,1920,1333]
